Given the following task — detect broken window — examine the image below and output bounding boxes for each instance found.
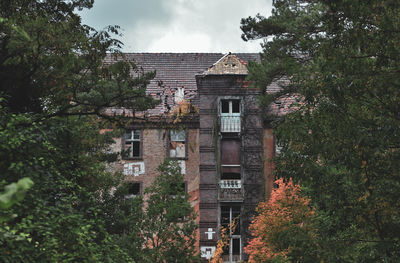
[221,205,242,261]
[169,130,186,158]
[124,182,141,199]
[123,129,141,159]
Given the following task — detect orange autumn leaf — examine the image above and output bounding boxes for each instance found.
[245,178,315,263]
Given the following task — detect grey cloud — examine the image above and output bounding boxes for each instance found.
[79,0,272,52]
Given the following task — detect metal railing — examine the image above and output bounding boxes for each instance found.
[220,179,242,189]
[220,116,241,133]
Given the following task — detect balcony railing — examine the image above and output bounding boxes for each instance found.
[220,180,242,189]
[220,116,241,133]
[219,179,243,201]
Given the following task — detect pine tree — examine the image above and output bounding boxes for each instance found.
[242,0,400,261]
[0,0,157,261]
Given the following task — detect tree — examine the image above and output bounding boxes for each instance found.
[0,0,157,261]
[141,159,199,263]
[101,159,199,263]
[245,179,318,263]
[242,0,400,261]
[0,0,156,118]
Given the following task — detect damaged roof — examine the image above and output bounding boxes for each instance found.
[104,53,294,118]
[104,53,260,116]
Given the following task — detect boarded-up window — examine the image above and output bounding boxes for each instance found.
[221,140,240,164]
[221,139,240,176]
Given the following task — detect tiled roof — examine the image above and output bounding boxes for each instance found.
[104,53,294,118]
[104,53,260,116]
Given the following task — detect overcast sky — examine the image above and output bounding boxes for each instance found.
[78,0,272,53]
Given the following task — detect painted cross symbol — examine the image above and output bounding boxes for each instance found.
[205,228,215,240]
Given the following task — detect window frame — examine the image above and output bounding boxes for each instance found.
[220,99,241,116]
[124,181,142,199]
[167,129,188,160]
[220,205,242,262]
[220,139,241,180]
[122,129,143,160]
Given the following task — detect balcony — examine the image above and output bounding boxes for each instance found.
[220,180,241,189]
[220,116,241,133]
[219,179,243,201]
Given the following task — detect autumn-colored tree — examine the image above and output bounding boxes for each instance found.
[209,220,237,263]
[245,179,318,263]
[242,0,400,261]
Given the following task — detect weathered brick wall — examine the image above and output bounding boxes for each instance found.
[108,127,200,210]
[197,73,270,261]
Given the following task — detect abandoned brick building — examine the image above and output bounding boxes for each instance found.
[106,53,291,262]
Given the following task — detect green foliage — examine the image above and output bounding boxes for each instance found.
[101,159,199,263]
[0,178,33,211]
[0,0,157,118]
[0,105,132,262]
[0,0,159,262]
[142,159,199,263]
[242,0,400,261]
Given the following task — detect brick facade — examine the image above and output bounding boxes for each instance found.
[107,53,279,262]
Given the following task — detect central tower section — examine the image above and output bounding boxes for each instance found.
[197,54,264,262]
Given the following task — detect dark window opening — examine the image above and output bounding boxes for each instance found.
[125,182,141,199]
[221,99,240,114]
[221,205,240,235]
[221,205,241,258]
[232,238,241,255]
[221,100,230,113]
[221,173,241,180]
[232,100,240,113]
[124,130,141,158]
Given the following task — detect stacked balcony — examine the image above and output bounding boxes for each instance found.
[220,116,241,133]
[219,137,242,201]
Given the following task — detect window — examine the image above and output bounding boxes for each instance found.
[221,205,242,262]
[169,130,186,158]
[220,99,241,133]
[221,100,240,115]
[221,139,241,180]
[123,130,141,159]
[221,205,241,235]
[124,182,141,199]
